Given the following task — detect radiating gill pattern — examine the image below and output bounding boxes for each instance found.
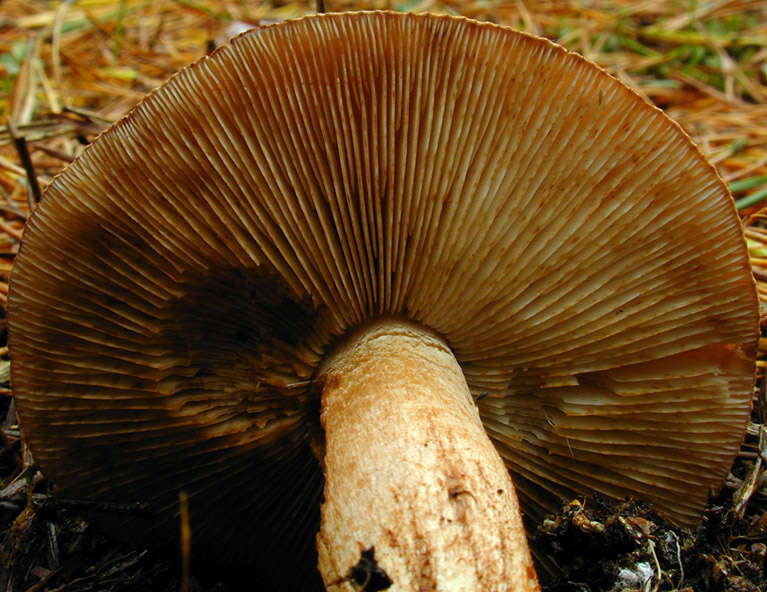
[9,13,757,574]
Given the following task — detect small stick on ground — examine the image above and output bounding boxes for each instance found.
[6,120,42,208]
[179,491,191,592]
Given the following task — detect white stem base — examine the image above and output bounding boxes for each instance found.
[316,319,539,591]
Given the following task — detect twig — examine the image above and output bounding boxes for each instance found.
[51,0,72,93]
[32,495,153,516]
[0,120,85,146]
[726,155,767,182]
[61,105,114,126]
[668,531,684,589]
[646,539,661,592]
[10,35,37,123]
[34,60,61,115]
[33,143,75,164]
[731,427,766,521]
[179,491,191,592]
[0,156,28,176]
[0,219,23,242]
[669,71,751,108]
[6,119,42,208]
[21,562,65,592]
[0,201,26,222]
[47,521,60,569]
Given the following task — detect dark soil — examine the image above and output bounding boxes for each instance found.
[2,462,766,591]
[534,493,767,592]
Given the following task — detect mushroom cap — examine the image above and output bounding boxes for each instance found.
[9,9,757,583]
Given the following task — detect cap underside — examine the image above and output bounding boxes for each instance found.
[9,10,758,579]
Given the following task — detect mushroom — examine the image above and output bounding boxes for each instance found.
[8,11,758,591]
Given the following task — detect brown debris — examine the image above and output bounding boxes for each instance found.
[533,492,767,592]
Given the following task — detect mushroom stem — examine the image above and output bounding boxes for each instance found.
[316,318,539,591]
